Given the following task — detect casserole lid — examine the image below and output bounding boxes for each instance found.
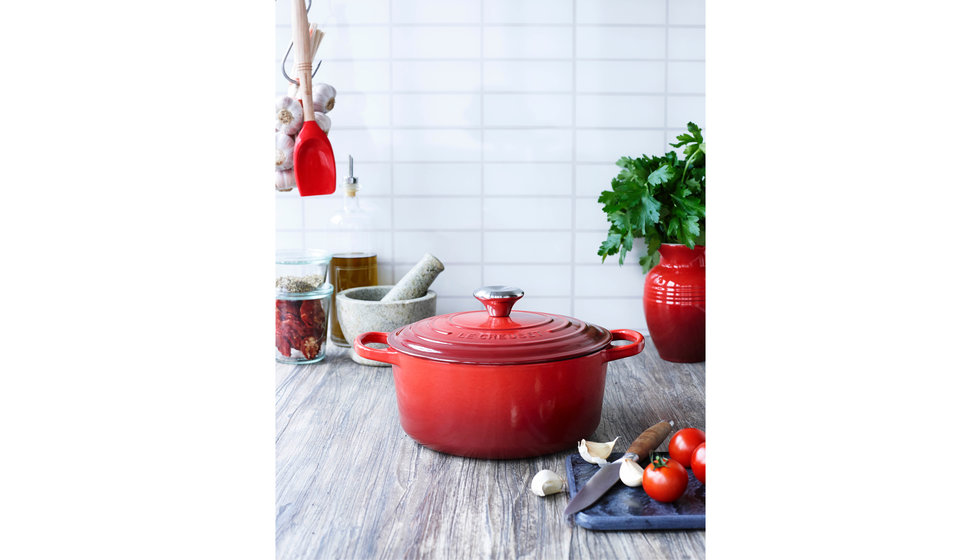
[386,286,612,365]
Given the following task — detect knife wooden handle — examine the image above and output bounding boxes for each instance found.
[626,421,673,460]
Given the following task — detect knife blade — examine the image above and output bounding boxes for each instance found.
[563,420,673,517]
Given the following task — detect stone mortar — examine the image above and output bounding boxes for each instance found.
[336,285,438,367]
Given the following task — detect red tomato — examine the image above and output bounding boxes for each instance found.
[668,428,706,467]
[690,442,706,483]
[642,456,688,502]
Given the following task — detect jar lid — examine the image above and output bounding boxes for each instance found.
[387,286,611,365]
[275,283,334,301]
[275,249,331,265]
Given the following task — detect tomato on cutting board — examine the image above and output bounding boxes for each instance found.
[690,442,706,483]
[668,427,706,467]
[642,456,688,503]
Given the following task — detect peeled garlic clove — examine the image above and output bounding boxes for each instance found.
[530,469,564,497]
[275,169,295,192]
[275,96,303,136]
[314,112,331,136]
[578,437,620,464]
[275,132,295,171]
[619,457,644,487]
[312,83,337,113]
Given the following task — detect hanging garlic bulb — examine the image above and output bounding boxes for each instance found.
[275,132,295,171]
[530,469,564,497]
[619,458,644,487]
[275,96,303,136]
[578,437,620,465]
[275,169,295,192]
[314,112,331,136]
[312,83,336,113]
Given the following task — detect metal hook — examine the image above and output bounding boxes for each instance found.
[281,0,323,86]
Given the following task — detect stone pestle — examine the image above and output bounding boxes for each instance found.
[381,253,445,302]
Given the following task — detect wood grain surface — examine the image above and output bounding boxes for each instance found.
[276,340,705,560]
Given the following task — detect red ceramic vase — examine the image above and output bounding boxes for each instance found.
[643,244,705,363]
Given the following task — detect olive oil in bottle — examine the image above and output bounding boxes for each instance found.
[329,253,378,346]
[328,156,378,346]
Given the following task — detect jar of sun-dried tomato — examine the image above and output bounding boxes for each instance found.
[276,284,333,364]
[276,251,333,364]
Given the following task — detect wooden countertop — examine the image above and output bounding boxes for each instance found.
[276,339,705,559]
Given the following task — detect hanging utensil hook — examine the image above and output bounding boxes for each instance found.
[281,0,323,86]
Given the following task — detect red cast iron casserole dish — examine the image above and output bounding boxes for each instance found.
[354,286,645,459]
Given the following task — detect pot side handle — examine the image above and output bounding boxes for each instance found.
[601,329,645,363]
[353,332,400,365]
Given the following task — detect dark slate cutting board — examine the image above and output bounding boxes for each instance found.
[565,452,705,530]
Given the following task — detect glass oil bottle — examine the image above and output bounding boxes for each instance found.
[328,155,378,346]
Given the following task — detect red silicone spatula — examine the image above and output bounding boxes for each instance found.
[292,0,336,196]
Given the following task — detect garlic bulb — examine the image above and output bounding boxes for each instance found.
[619,458,644,487]
[275,132,294,171]
[578,437,619,465]
[314,111,331,136]
[530,469,564,497]
[275,169,295,192]
[275,96,303,136]
[312,83,336,113]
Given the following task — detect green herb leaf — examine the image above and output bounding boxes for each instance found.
[687,122,703,141]
[670,133,695,147]
[596,125,705,272]
[683,215,701,247]
[638,233,662,270]
[640,197,662,229]
[648,164,677,187]
[666,215,680,240]
[598,232,622,262]
[670,194,705,218]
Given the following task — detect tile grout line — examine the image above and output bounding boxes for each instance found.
[277,90,707,98]
[300,192,306,254]
[288,229,612,233]
[570,0,577,315]
[272,57,707,63]
[289,228,614,233]
[313,194,621,199]
[435,295,640,299]
[388,0,395,282]
[283,159,687,165]
[664,2,671,152]
[329,125,690,131]
[273,22,705,29]
[479,0,485,289]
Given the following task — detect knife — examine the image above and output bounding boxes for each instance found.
[563,420,673,517]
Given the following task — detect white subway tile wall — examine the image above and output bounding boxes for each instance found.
[275,0,704,334]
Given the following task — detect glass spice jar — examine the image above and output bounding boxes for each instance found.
[276,251,333,364]
[276,286,333,364]
[276,250,330,292]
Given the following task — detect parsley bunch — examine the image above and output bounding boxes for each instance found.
[597,122,705,272]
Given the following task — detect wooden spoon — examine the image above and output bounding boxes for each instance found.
[291,0,336,196]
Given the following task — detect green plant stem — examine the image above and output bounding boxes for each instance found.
[678,145,704,187]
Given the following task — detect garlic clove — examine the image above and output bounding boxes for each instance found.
[275,96,303,136]
[530,469,564,497]
[314,112,331,136]
[275,132,295,171]
[275,169,295,192]
[577,437,620,464]
[312,83,337,113]
[619,457,644,487]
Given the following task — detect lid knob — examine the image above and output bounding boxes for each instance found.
[473,286,524,317]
